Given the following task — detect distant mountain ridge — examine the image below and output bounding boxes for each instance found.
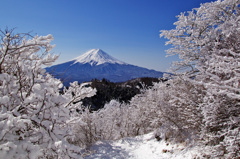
[45,49,165,85]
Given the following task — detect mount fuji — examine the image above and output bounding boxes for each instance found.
[45,49,165,85]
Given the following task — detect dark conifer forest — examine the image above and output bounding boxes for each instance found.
[81,77,162,110]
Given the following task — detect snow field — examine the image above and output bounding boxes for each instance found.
[84,132,201,159]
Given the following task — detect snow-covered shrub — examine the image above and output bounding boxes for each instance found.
[69,100,136,148]
[70,77,204,148]
[0,28,87,159]
[70,76,204,147]
[63,81,96,115]
[161,0,240,157]
[69,107,98,148]
[154,77,204,143]
[129,77,204,143]
[70,91,163,149]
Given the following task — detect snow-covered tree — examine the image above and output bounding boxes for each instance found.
[161,0,240,157]
[69,100,139,148]
[154,77,204,143]
[128,78,204,143]
[160,0,240,76]
[196,2,240,157]
[0,28,86,158]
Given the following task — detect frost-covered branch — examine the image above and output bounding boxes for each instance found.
[0,28,86,159]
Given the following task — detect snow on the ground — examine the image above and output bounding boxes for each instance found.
[82,133,201,159]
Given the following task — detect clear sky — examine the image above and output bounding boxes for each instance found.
[0,0,214,71]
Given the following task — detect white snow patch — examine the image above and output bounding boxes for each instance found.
[83,132,202,159]
[73,49,127,66]
[0,96,9,104]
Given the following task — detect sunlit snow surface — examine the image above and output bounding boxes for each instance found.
[73,49,126,66]
[83,133,201,159]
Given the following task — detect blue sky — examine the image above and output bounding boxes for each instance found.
[0,0,214,71]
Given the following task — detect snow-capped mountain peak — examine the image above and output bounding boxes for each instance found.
[73,49,126,66]
[46,49,164,86]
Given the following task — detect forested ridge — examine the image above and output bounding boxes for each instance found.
[81,77,162,110]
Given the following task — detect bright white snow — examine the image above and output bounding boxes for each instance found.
[73,49,126,66]
[83,133,201,159]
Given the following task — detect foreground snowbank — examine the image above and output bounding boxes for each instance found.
[83,133,202,159]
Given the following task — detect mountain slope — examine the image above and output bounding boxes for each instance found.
[45,49,164,85]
